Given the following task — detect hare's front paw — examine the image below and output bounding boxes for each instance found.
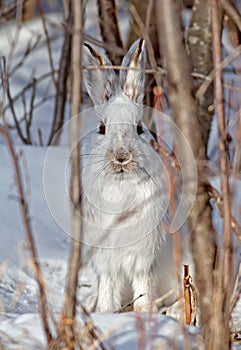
[133,275,158,312]
[96,301,115,313]
[133,295,158,313]
[96,275,122,313]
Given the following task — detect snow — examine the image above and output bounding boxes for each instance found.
[0,3,241,350]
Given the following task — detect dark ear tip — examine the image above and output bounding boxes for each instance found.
[83,43,94,54]
[139,38,145,49]
[82,44,105,65]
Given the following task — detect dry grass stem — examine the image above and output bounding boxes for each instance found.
[114,294,146,313]
[155,288,177,306]
[183,265,192,324]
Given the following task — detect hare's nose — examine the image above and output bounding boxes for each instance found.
[115,147,131,164]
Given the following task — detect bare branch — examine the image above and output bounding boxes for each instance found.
[0,58,30,144]
[220,0,241,33]
[129,4,162,87]
[196,43,241,100]
[61,0,83,347]
[3,70,58,115]
[210,0,232,348]
[212,0,232,300]
[38,0,57,89]
[209,185,241,242]
[188,0,214,151]
[25,77,36,144]
[83,64,164,74]
[0,0,28,21]
[114,294,146,313]
[48,5,72,145]
[0,125,52,345]
[97,0,125,65]
[9,34,42,77]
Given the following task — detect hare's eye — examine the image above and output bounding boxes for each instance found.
[99,122,106,135]
[137,123,144,135]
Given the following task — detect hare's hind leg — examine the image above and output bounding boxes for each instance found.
[96,273,122,313]
[132,274,158,312]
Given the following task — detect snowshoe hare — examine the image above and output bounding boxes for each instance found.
[82,39,179,312]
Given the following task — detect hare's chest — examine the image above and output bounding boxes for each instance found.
[82,174,164,248]
[101,177,156,213]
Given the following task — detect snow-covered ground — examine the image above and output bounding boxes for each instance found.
[0,2,241,349]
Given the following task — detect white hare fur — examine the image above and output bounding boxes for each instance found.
[82,39,180,312]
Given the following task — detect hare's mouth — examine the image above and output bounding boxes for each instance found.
[109,161,135,173]
[106,149,137,173]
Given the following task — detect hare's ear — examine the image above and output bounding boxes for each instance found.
[119,39,145,104]
[82,44,118,106]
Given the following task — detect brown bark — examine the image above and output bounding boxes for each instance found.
[23,0,36,21]
[210,0,232,348]
[187,0,214,151]
[128,0,162,127]
[97,0,125,65]
[155,0,217,345]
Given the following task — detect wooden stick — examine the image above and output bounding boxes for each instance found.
[183,265,192,325]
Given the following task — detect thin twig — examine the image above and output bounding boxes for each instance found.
[0,128,52,344]
[232,109,241,172]
[129,4,162,86]
[0,0,29,20]
[231,262,241,312]
[155,288,177,306]
[211,1,232,348]
[211,0,232,298]
[196,44,241,100]
[83,64,165,75]
[145,0,154,30]
[48,5,72,145]
[97,0,125,65]
[7,92,56,144]
[150,139,180,170]
[38,128,43,146]
[220,0,241,33]
[38,0,57,89]
[26,78,36,144]
[209,185,241,242]
[9,34,42,77]
[114,294,146,313]
[80,305,109,350]
[0,58,29,144]
[61,0,83,348]
[3,70,58,115]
